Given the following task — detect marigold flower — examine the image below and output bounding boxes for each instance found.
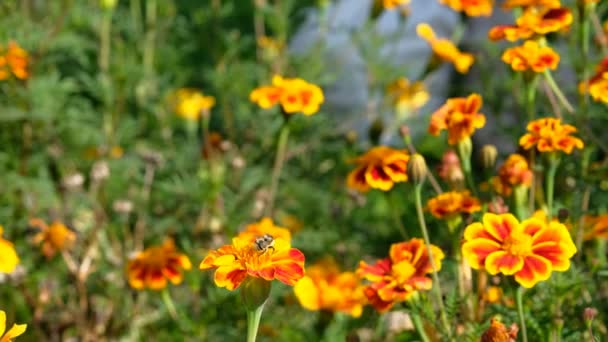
[481,318,517,342]
[382,0,410,9]
[427,191,482,220]
[29,219,76,258]
[0,41,29,81]
[416,23,475,74]
[171,88,215,120]
[462,213,577,288]
[491,154,533,196]
[583,214,608,240]
[386,77,429,112]
[126,239,192,290]
[439,0,493,17]
[502,0,560,9]
[237,217,292,245]
[0,310,27,341]
[200,234,305,291]
[519,118,584,154]
[346,146,409,192]
[357,238,445,312]
[428,93,486,145]
[294,258,365,317]
[250,75,324,115]
[489,8,572,41]
[580,57,608,104]
[0,226,19,274]
[501,40,560,73]
[483,286,503,303]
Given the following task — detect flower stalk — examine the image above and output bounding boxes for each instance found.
[161,288,178,319]
[266,120,290,217]
[545,154,560,219]
[246,304,265,342]
[516,286,528,342]
[241,277,272,342]
[411,312,431,342]
[543,70,574,114]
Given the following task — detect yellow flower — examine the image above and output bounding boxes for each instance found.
[417,23,474,73]
[382,0,410,9]
[481,318,518,342]
[483,286,503,304]
[171,88,215,120]
[0,310,26,342]
[386,77,430,112]
[582,214,608,241]
[250,75,324,116]
[346,146,409,192]
[502,0,561,9]
[427,191,482,220]
[489,7,572,42]
[0,41,29,81]
[439,0,493,17]
[237,217,292,245]
[428,93,486,145]
[126,239,192,290]
[30,219,76,258]
[0,226,19,274]
[519,117,584,154]
[501,40,560,73]
[491,154,533,196]
[294,257,365,317]
[580,57,608,104]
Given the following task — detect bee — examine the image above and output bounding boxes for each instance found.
[253,234,275,253]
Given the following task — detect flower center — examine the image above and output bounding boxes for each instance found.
[502,231,533,256]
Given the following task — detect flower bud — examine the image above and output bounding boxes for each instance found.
[481,144,498,170]
[457,137,472,166]
[241,277,272,311]
[583,307,597,327]
[100,0,118,10]
[408,154,427,185]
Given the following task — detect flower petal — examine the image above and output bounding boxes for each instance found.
[214,264,247,291]
[462,238,502,269]
[485,251,524,275]
[515,255,553,288]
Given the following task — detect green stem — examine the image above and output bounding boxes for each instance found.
[161,288,178,319]
[411,313,431,342]
[543,71,574,114]
[414,184,452,339]
[525,76,538,121]
[545,156,559,219]
[516,286,528,342]
[247,303,265,342]
[265,122,290,217]
[456,143,477,197]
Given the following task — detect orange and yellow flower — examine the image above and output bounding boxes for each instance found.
[416,23,475,74]
[428,93,486,145]
[427,191,482,220]
[579,57,608,104]
[250,75,324,115]
[382,0,410,9]
[357,238,444,312]
[294,257,365,317]
[237,217,292,245]
[582,214,608,240]
[29,219,76,258]
[171,88,215,120]
[0,41,29,81]
[481,318,518,342]
[502,0,560,9]
[0,310,26,342]
[0,226,19,274]
[439,0,493,17]
[491,154,533,196]
[519,117,584,154]
[386,77,430,112]
[200,235,305,291]
[462,213,576,288]
[126,239,192,290]
[346,146,409,192]
[489,7,572,41]
[501,40,560,72]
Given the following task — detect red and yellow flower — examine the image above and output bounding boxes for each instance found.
[0,41,29,81]
[462,213,576,288]
[0,226,19,274]
[126,239,192,290]
[501,40,560,72]
[250,75,324,115]
[294,257,365,317]
[427,191,482,220]
[382,0,410,9]
[416,23,475,74]
[582,214,608,241]
[481,318,518,342]
[171,88,215,120]
[237,217,292,245]
[439,0,493,17]
[386,77,429,112]
[199,235,305,291]
[491,154,533,196]
[357,238,445,312]
[519,117,584,154]
[428,93,486,145]
[346,146,409,192]
[502,0,560,9]
[579,57,608,104]
[489,7,572,41]
[29,219,76,258]
[0,310,27,342]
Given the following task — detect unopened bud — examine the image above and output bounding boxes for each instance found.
[481,145,498,170]
[241,277,271,311]
[369,118,384,144]
[583,307,597,326]
[399,125,410,138]
[408,154,427,185]
[100,0,118,10]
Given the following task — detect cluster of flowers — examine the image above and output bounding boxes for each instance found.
[0,41,28,81]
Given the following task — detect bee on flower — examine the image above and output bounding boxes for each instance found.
[462,213,576,288]
[489,7,572,42]
[428,93,486,145]
[294,257,365,317]
[0,310,26,341]
[519,117,584,154]
[346,146,409,192]
[236,217,292,245]
[416,23,475,74]
[0,41,29,81]
[501,40,560,73]
[126,239,192,290]
[0,226,19,275]
[439,0,493,17]
[491,154,533,196]
[29,219,76,258]
[250,75,324,116]
[357,238,445,312]
[170,88,215,121]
